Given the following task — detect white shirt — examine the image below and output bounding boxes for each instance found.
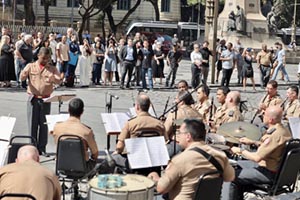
[221,50,235,69]
[190,51,202,64]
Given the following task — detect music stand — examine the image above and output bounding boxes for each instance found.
[44,94,76,113]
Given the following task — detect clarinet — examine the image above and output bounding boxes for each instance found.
[159,96,170,121]
[209,97,214,122]
[280,97,288,108]
[250,93,268,124]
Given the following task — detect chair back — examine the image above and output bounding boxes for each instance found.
[55,134,87,179]
[136,130,160,137]
[0,193,36,200]
[7,135,37,164]
[193,171,223,200]
[271,139,300,195]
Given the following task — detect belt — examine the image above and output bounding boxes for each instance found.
[261,64,270,67]
[33,95,50,99]
[124,59,134,62]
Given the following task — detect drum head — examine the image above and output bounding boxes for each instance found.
[206,133,226,144]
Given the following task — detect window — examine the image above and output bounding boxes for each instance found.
[41,0,57,6]
[161,0,170,12]
[117,0,131,10]
[67,0,79,7]
[16,0,24,4]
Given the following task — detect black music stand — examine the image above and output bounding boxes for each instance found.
[44,94,76,113]
[105,93,118,150]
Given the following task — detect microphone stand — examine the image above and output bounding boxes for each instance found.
[105,93,116,150]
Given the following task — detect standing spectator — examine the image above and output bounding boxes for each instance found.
[15,34,33,89]
[0,35,15,87]
[49,33,57,65]
[234,39,244,84]
[14,32,25,86]
[32,32,44,61]
[134,41,143,86]
[120,38,137,89]
[256,44,273,88]
[56,35,70,81]
[200,41,213,85]
[140,40,154,91]
[117,38,125,84]
[216,39,227,83]
[66,27,74,44]
[172,34,179,46]
[78,38,93,87]
[242,48,256,91]
[190,43,203,88]
[220,42,235,87]
[271,43,290,82]
[166,45,182,88]
[92,41,105,85]
[152,42,165,85]
[104,39,117,86]
[66,34,80,87]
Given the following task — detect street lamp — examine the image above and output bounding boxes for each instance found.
[197,0,201,40]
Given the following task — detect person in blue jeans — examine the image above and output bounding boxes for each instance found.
[140,40,154,90]
[271,43,290,82]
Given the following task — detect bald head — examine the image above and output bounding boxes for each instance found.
[16,145,39,163]
[225,91,240,107]
[136,94,150,112]
[264,106,283,124]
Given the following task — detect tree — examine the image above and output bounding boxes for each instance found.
[42,0,54,26]
[145,0,160,21]
[104,0,142,34]
[78,0,114,43]
[24,0,35,25]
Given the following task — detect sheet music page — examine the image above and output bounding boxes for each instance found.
[101,113,130,133]
[46,114,69,132]
[129,107,156,117]
[125,138,152,169]
[115,113,131,130]
[0,141,9,166]
[288,117,300,139]
[0,116,16,141]
[147,136,170,167]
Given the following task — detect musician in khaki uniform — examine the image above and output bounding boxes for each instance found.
[115,94,166,154]
[224,106,291,200]
[164,90,202,138]
[0,145,61,200]
[52,98,99,171]
[283,85,300,122]
[149,119,235,200]
[193,84,211,123]
[20,47,61,156]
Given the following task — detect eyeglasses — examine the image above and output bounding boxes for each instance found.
[176,131,188,135]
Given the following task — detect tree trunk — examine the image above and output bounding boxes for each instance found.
[43,3,50,26]
[150,1,160,21]
[24,0,35,25]
[105,6,117,34]
[101,11,106,39]
[78,15,87,44]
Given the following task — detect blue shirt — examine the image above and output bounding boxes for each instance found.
[277,49,285,64]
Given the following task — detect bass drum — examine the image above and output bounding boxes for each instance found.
[88,174,155,200]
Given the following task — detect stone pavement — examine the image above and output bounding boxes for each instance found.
[0,59,299,199]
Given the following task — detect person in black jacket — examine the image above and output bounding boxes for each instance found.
[199,41,213,85]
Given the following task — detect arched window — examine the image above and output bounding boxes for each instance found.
[161,0,170,12]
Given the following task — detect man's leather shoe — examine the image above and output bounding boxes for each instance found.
[40,152,50,157]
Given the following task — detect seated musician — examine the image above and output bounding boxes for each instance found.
[177,80,189,91]
[51,98,99,172]
[211,91,243,132]
[148,119,235,200]
[193,84,211,123]
[283,85,300,124]
[164,90,202,156]
[222,106,291,200]
[0,145,61,200]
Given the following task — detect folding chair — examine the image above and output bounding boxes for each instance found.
[56,134,87,200]
[6,135,37,164]
[0,193,36,200]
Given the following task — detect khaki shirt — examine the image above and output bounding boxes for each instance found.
[193,99,211,123]
[257,123,291,172]
[213,104,227,129]
[0,160,61,200]
[164,105,202,137]
[56,42,70,61]
[222,106,243,124]
[158,141,235,200]
[257,51,272,66]
[260,94,283,109]
[20,62,61,97]
[52,117,99,161]
[118,111,166,141]
[284,99,300,119]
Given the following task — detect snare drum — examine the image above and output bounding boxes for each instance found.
[206,133,226,145]
[88,174,155,200]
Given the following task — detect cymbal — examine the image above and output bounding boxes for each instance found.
[217,121,261,144]
[210,144,230,151]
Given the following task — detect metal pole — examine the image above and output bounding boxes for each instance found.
[197,0,200,40]
[2,0,5,26]
[71,0,74,27]
[292,0,297,42]
[13,0,16,34]
[210,0,219,84]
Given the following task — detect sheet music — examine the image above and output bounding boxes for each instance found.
[46,114,69,132]
[288,117,300,139]
[128,107,156,117]
[0,116,16,141]
[101,113,130,133]
[125,136,170,169]
[125,138,152,169]
[0,141,9,166]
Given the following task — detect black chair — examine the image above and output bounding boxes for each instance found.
[193,171,223,200]
[247,138,300,197]
[7,135,37,164]
[0,193,36,199]
[55,134,87,200]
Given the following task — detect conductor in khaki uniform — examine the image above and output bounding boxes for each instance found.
[115,93,166,154]
[148,119,235,200]
[222,106,291,200]
[193,84,211,123]
[52,98,99,171]
[0,145,61,199]
[20,47,61,156]
[283,85,300,122]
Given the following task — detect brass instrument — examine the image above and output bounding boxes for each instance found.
[250,93,268,124]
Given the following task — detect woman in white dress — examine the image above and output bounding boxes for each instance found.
[78,39,93,87]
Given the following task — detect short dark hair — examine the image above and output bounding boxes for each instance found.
[178,91,195,105]
[289,85,299,96]
[199,84,210,96]
[268,80,278,89]
[137,94,150,112]
[38,47,51,56]
[178,80,189,87]
[69,98,84,117]
[217,86,230,96]
[183,119,206,141]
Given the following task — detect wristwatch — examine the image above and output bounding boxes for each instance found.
[240,146,246,154]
